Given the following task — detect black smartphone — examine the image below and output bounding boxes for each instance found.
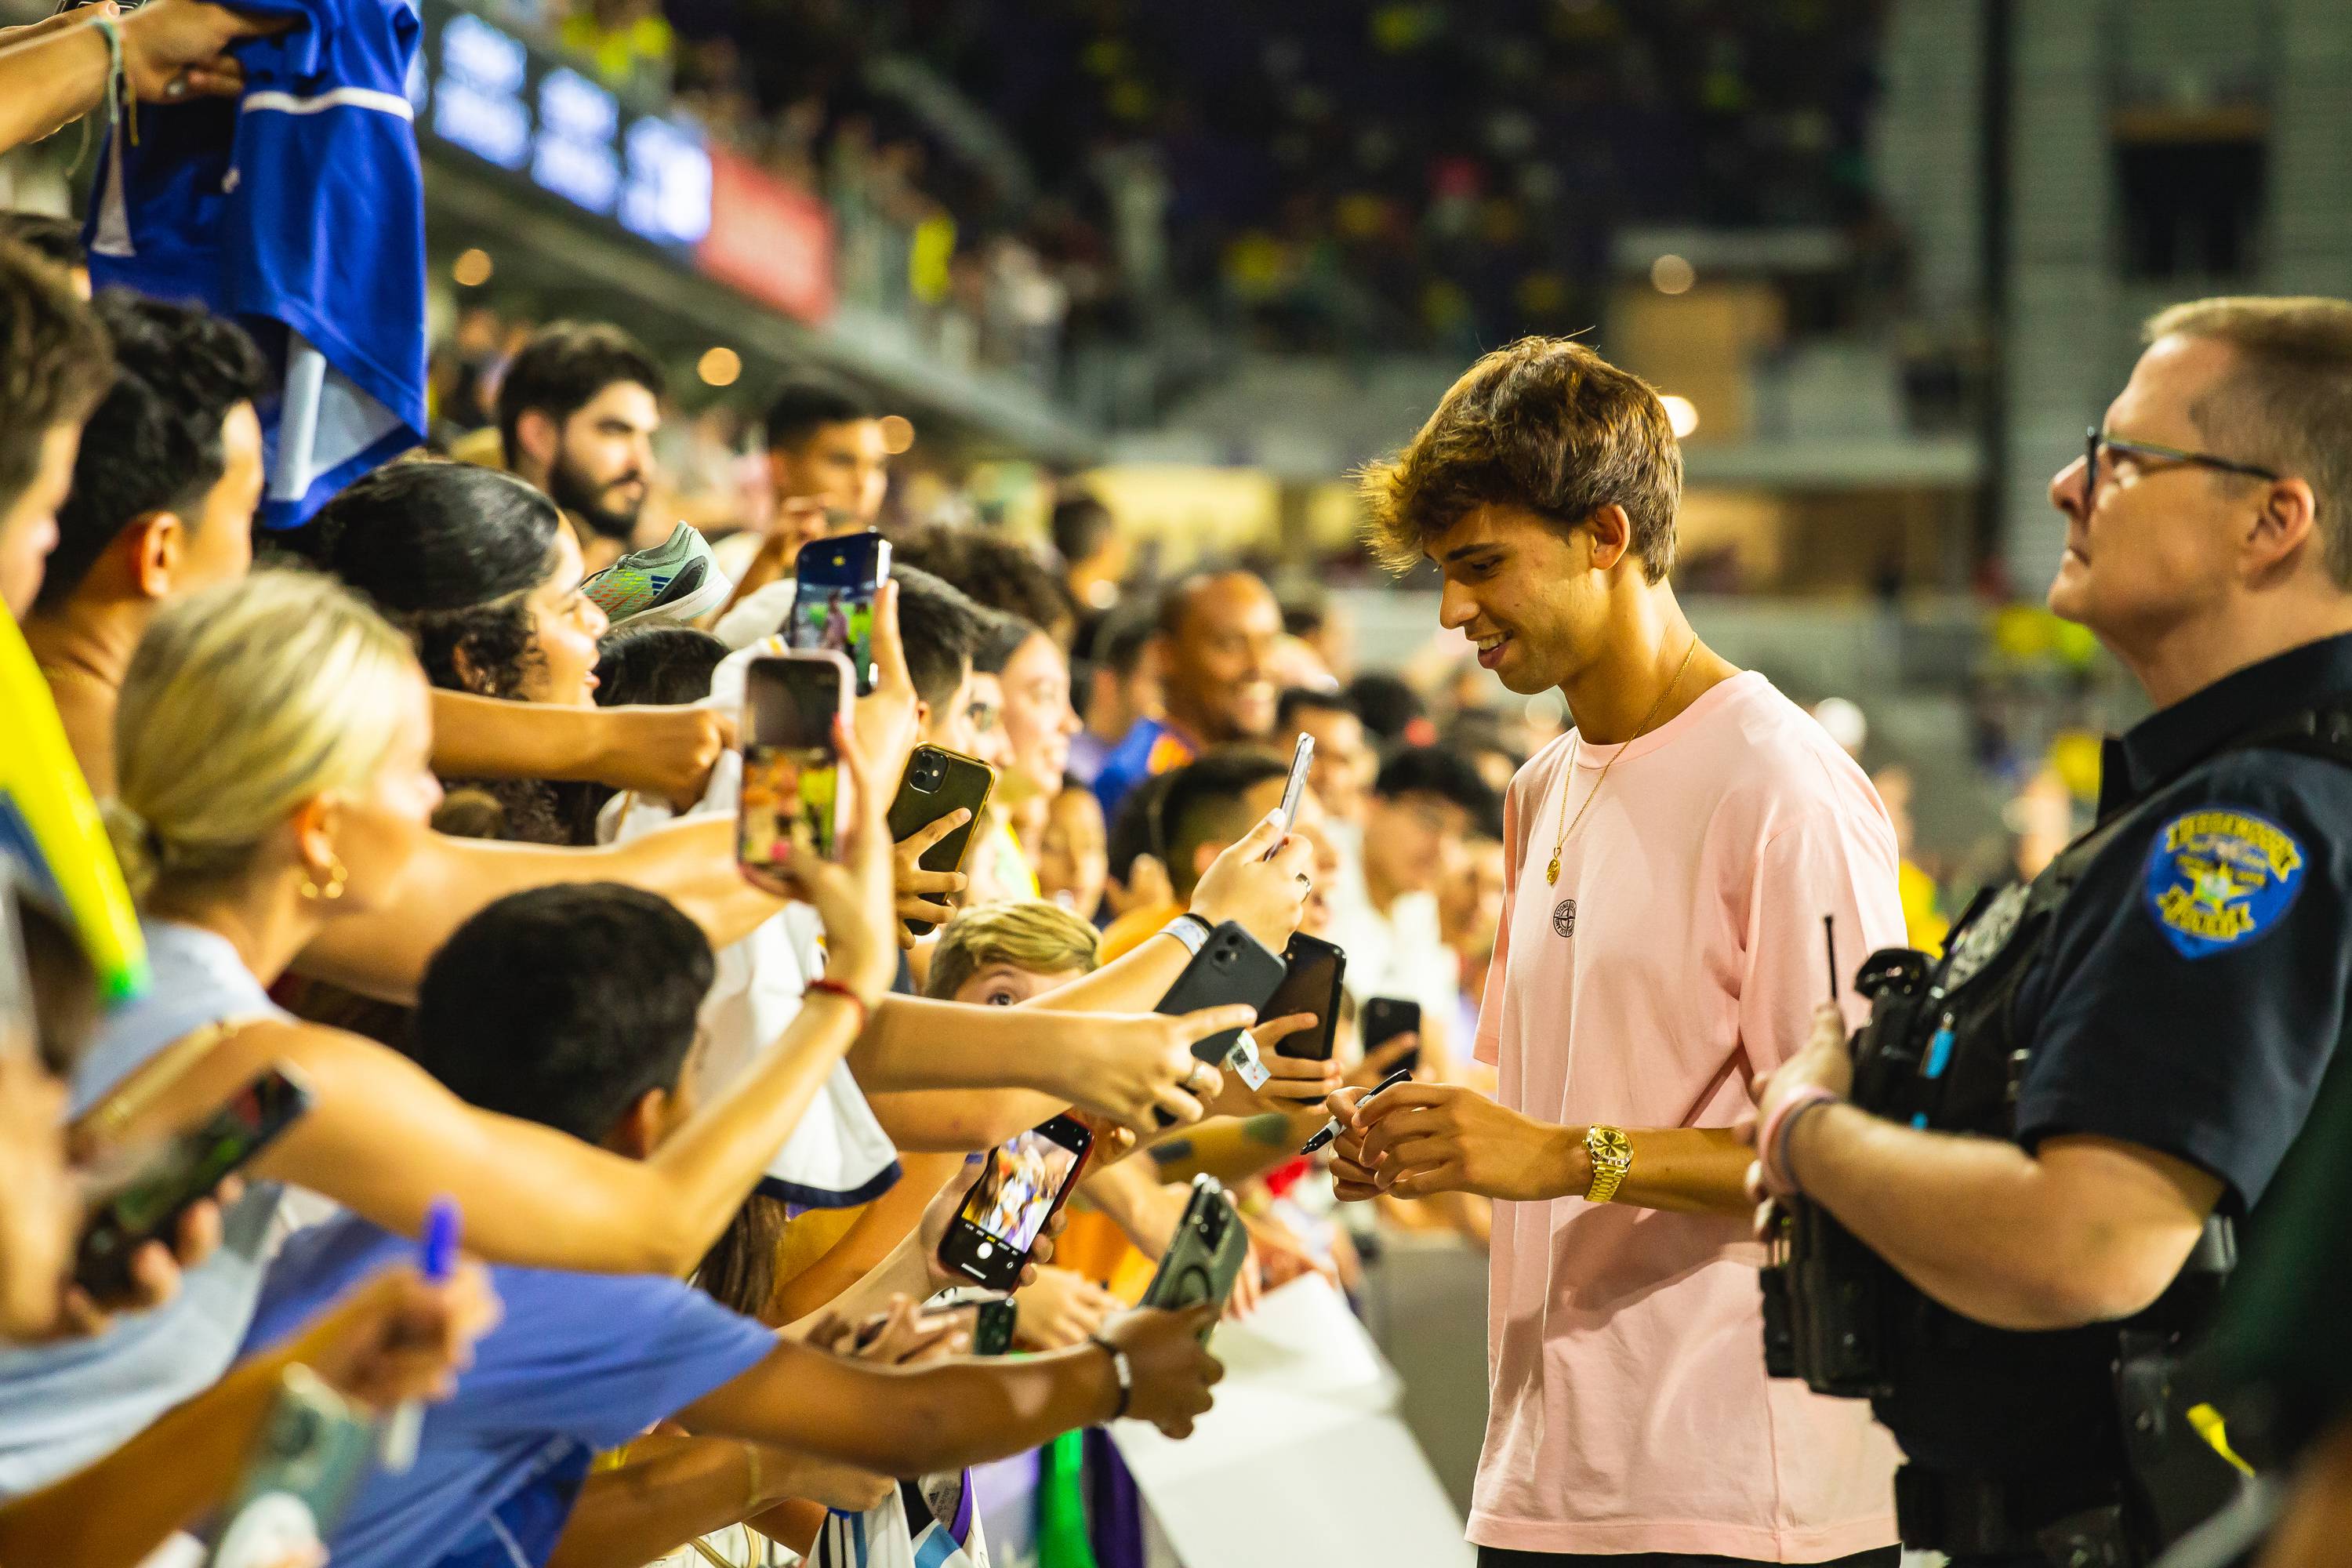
[938,1114,1094,1292]
[739,651,851,868]
[1258,932,1345,1060]
[886,745,996,937]
[789,531,891,695]
[1140,1175,1250,1339]
[1362,996,1422,1077]
[972,1298,1018,1356]
[1156,921,1287,1068]
[75,1067,312,1298]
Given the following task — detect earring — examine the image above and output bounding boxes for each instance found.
[298,857,348,901]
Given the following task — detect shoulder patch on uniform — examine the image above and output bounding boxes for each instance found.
[2142,806,2307,959]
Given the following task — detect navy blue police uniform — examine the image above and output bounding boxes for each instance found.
[1865,632,2352,1563]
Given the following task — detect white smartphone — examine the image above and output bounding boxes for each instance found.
[1264,731,1314,858]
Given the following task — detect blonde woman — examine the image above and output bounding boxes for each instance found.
[0,568,899,1495]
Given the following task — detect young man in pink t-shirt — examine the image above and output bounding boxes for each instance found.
[1330,338,1905,1566]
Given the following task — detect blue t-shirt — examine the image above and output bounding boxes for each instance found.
[241,1216,778,1568]
[1090,716,1195,828]
[86,0,426,528]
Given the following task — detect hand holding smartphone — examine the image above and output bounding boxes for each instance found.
[886,745,996,937]
[788,531,891,695]
[938,1116,1094,1291]
[1264,733,1313,858]
[1139,1175,1250,1337]
[739,651,853,870]
[74,1067,312,1300]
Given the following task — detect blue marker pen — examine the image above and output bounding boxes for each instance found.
[379,1197,460,1472]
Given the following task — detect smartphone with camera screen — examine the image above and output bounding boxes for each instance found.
[938,1114,1094,1292]
[1140,1174,1250,1339]
[205,1365,374,1568]
[886,745,996,937]
[739,652,851,868]
[1362,996,1422,1077]
[75,1067,312,1299]
[789,531,891,695]
[1258,932,1345,1061]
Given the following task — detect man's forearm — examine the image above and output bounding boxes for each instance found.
[1149,1113,1318,1185]
[870,1087,1073,1152]
[430,688,608,782]
[0,20,108,151]
[1028,928,1189,1014]
[1787,1104,2129,1330]
[854,997,1096,1096]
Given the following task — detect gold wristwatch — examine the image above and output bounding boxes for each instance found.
[1584,1125,1633,1203]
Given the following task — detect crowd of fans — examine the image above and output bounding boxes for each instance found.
[0,184,1550,1559]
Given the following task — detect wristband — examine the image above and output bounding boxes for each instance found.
[1760,1085,1842,1198]
[804,977,869,1035]
[1161,912,1214,956]
[741,1442,762,1512]
[1087,1333,1132,1422]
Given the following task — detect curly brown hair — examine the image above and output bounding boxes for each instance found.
[1358,336,1682,583]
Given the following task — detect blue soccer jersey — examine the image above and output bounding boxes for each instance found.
[86,0,426,528]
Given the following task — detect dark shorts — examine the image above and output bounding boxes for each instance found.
[1475,1548,1901,1568]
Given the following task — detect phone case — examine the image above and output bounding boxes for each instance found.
[938,1116,1094,1291]
[887,746,996,937]
[1156,922,1287,1067]
[788,532,891,695]
[1362,996,1422,1076]
[1259,932,1346,1060]
[205,1365,375,1568]
[972,1298,1018,1356]
[1140,1175,1250,1337]
[75,1068,313,1298]
[738,652,852,867]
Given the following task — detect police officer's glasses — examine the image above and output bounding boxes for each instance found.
[2082,426,2280,507]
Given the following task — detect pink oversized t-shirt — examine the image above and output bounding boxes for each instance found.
[1470,670,1904,1559]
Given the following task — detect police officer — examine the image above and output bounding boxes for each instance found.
[1748,295,2352,1568]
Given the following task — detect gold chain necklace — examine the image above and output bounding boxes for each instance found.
[1545,637,1700,886]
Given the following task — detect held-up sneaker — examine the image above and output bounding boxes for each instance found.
[581,524,735,626]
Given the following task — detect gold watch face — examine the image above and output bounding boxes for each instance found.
[1588,1127,1632,1169]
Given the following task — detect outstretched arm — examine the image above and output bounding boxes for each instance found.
[0,0,264,153]
[296,817,779,1004]
[429,689,731,810]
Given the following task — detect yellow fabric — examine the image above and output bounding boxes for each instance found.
[769,1204,869,1298]
[1898,859,1948,955]
[1098,900,1179,964]
[1054,1210,1156,1304]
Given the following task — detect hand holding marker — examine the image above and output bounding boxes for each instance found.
[1301,1066,1414,1156]
[379,1197,460,1472]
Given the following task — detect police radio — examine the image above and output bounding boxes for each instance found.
[1759,946,1934,1399]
